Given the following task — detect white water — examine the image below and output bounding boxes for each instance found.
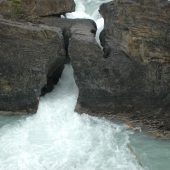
[0,0,170,170]
[0,65,144,170]
[66,0,111,44]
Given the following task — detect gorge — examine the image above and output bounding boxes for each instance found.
[0,0,170,170]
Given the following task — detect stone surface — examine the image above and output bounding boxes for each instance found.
[0,0,75,19]
[0,18,65,114]
[68,19,110,113]
[100,0,170,64]
[68,0,170,133]
[0,0,170,136]
[99,0,170,115]
[0,16,102,115]
[37,18,104,112]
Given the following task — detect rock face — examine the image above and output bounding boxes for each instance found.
[0,0,76,115]
[70,0,170,133]
[100,0,170,64]
[0,0,170,135]
[68,20,106,112]
[0,0,75,19]
[0,18,66,114]
[0,11,100,115]
[0,0,99,115]
[99,0,170,114]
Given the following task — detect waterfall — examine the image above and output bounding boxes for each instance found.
[0,63,144,170]
[1,1,170,170]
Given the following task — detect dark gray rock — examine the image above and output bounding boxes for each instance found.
[99,0,170,115]
[67,0,170,134]
[0,0,75,20]
[0,18,66,114]
[0,17,102,115]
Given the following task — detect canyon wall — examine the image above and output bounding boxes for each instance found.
[0,0,98,115]
[71,0,170,133]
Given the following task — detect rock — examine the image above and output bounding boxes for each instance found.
[68,19,111,113]
[100,0,170,64]
[39,17,120,113]
[67,0,170,133]
[98,0,170,113]
[99,0,170,131]
[0,16,104,115]
[36,18,104,113]
[0,0,75,19]
[33,17,99,58]
[0,18,66,114]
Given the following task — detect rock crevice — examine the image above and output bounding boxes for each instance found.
[0,0,99,115]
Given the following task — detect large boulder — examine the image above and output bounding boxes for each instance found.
[0,18,66,114]
[98,0,170,111]
[0,0,75,19]
[100,0,170,64]
[68,0,170,134]
[68,20,107,112]
[99,0,170,115]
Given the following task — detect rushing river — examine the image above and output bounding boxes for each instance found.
[0,0,170,170]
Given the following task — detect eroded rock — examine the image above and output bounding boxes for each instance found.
[0,18,65,114]
[68,0,170,134]
[100,0,170,63]
[99,0,170,113]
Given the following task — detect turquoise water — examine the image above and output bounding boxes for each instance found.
[130,133,170,170]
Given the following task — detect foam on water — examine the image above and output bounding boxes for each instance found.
[0,65,143,170]
[1,0,170,170]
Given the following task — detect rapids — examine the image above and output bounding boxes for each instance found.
[0,65,143,170]
[0,1,170,170]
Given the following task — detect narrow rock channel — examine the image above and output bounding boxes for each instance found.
[0,0,170,170]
